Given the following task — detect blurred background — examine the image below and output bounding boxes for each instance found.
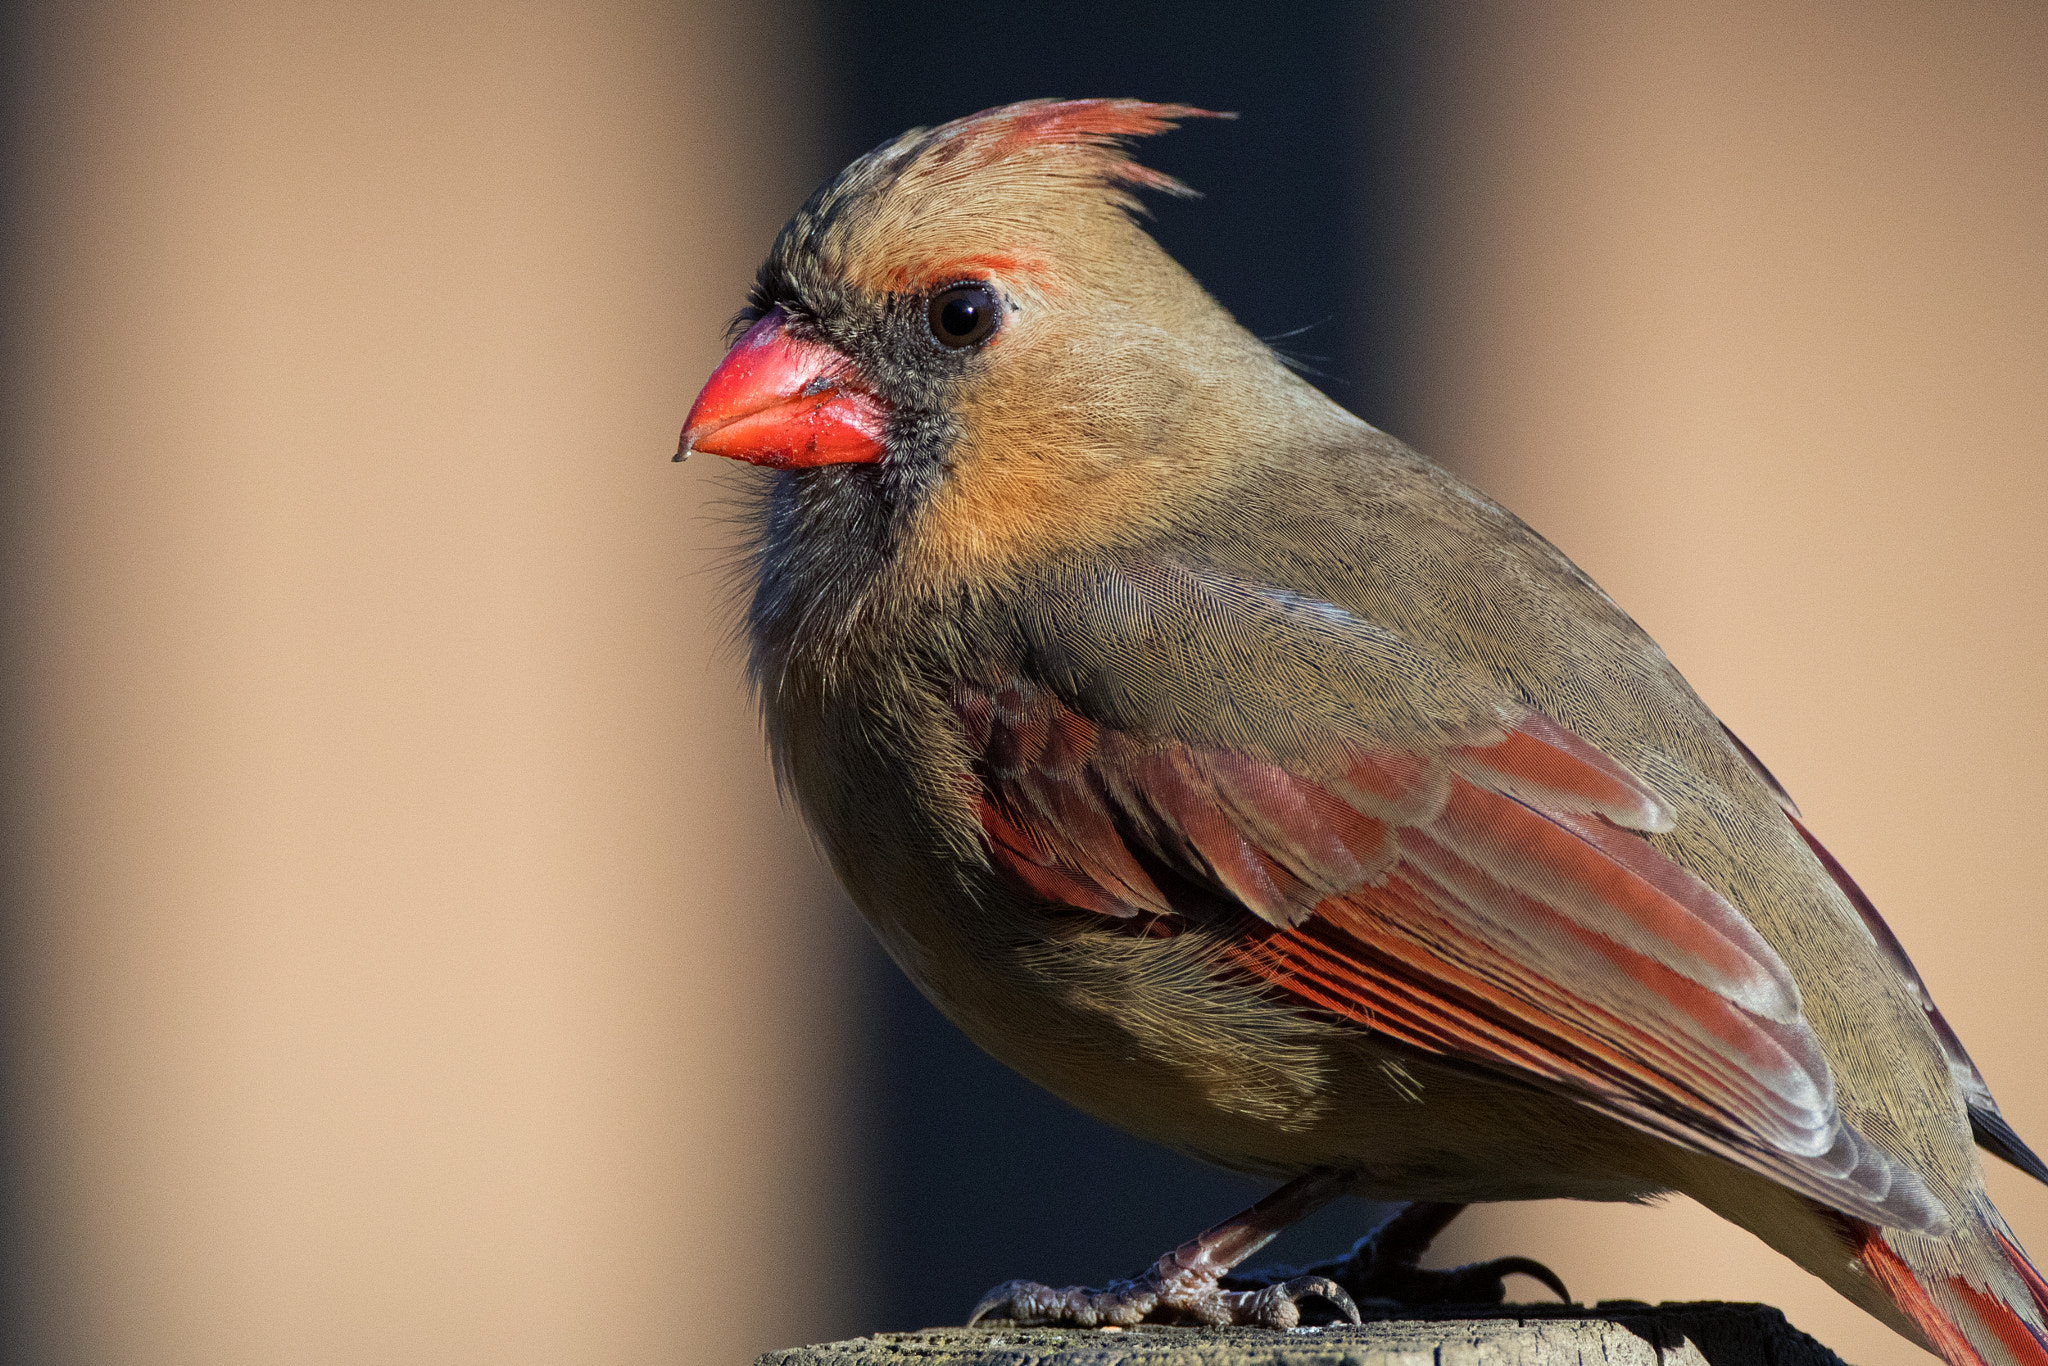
[2,2,2043,1364]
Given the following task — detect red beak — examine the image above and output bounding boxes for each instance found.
[676,308,888,467]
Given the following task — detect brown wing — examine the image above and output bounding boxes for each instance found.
[958,676,1947,1233]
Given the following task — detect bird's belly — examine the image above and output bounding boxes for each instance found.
[861,891,1668,1207]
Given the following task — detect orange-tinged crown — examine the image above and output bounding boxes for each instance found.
[771,99,1231,297]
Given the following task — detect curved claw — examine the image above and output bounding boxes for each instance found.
[1276,1275,1362,1325]
[1459,1255,1572,1305]
[967,1282,1022,1328]
[1219,1209,1571,1315]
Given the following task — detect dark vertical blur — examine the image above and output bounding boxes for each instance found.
[2,0,31,1359]
[815,1,1426,1330]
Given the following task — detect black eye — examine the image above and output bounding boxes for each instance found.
[927,283,1001,349]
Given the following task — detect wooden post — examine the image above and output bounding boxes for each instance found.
[758,1302,1847,1366]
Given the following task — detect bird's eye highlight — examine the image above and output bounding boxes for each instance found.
[927,283,1001,349]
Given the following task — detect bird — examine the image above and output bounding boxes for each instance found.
[677,98,2048,1365]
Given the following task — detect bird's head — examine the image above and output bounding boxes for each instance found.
[681,99,1344,580]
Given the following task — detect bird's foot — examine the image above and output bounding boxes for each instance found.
[970,1265,1358,1330]
[969,1169,1361,1329]
[1222,1201,1570,1316]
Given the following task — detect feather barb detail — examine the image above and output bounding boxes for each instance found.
[923,98,1232,197]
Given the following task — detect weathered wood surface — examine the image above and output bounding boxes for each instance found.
[756,1302,1848,1366]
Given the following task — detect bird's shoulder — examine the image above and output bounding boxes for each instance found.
[985,427,1708,775]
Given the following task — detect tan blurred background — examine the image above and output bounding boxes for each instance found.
[2,3,2043,1365]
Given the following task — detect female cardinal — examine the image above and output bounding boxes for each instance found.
[679,99,2048,1364]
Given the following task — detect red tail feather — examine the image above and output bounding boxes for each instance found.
[1996,1228,2048,1325]
[1856,1223,2048,1366]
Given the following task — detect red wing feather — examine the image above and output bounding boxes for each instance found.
[960,679,1945,1233]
